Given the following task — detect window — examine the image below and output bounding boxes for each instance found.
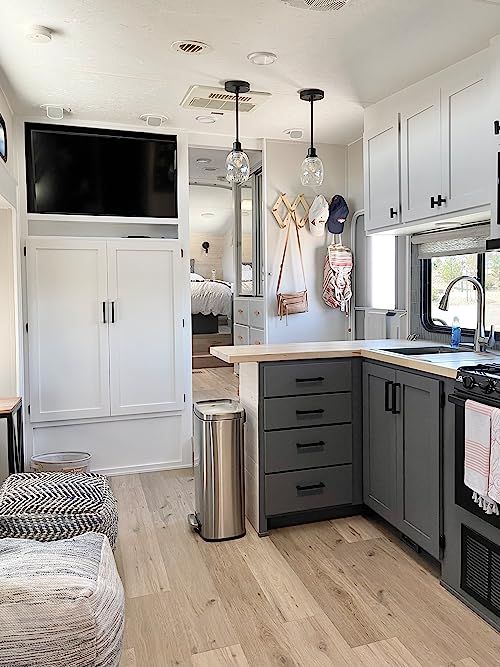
[421,250,500,334]
[369,235,396,309]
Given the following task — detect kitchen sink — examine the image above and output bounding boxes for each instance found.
[381,346,468,356]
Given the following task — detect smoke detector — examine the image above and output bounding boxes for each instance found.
[282,0,351,10]
[40,104,70,120]
[26,25,53,43]
[139,114,169,127]
[171,40,212,55]
[181,85,270,113]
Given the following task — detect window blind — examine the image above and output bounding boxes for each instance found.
[412,223,490,259]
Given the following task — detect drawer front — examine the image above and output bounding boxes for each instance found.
[249,327,265,346]
[249,300,265,329]
[234,324,249,345]
[265,465,353,516]
[234,299,249,325]
[264,393,351,431]
[264,424,352,473]
[263,360,351,397]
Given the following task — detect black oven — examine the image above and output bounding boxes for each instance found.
[449,392,500,529]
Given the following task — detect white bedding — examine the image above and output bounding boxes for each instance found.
[191,280,232,317]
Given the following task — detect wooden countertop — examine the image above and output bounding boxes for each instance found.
[0,397,22,416]
[210,339,500,379]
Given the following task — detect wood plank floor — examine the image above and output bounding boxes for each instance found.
[112,369,500,665]
[111,468,500,666]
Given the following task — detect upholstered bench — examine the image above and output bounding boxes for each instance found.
[0,472,118,549]
[0,532,124,667]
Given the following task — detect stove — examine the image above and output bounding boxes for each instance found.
[455,363,500,401]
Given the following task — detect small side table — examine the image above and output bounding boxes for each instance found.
[0,398,24,474]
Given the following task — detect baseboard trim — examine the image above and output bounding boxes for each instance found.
[94,461,193,477]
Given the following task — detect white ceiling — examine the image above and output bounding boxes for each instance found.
[189,146,262,183]
[189,184,234,234]
[2,0,500,144]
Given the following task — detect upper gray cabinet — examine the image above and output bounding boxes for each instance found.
[364,50,490,233]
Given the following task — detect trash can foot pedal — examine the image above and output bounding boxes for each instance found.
[188,513,200,533]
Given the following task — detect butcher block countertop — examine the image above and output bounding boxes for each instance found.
[210,339,500,379]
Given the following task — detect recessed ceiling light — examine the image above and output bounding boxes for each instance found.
[196,115,216,124]
[196,158,212,164]
[40,104,70,120]
[171,40,212,55]
[201,212,215,218]
[204,167,217,172]
[26,25,53,43]
[283,128,304,140]
[247,51,278,66]
[139,113,168,127]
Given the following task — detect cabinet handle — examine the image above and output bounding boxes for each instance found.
[102,301,107,324]
[430,196,438,209]
[296,482,325,494]
[111,301,116,324]
[389,207,398,219]
[238,309,243,313]
[296,376,324,384]
[384,380,393,412]
[238,336,243,341]
[254,310,260,315]
[296,408,324,416]
[437,195,446,207]
[296,440,325,449]
[392,382,401,414]
[495,120,500,135]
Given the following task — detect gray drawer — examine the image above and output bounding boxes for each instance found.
[263,393,351,431]
[264,424,352,473]
[263,360,351,398]
[265,465,353,516]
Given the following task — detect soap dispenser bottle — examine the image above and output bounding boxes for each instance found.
[451,316,461,349]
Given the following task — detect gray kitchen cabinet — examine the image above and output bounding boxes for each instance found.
[363,363,441,559]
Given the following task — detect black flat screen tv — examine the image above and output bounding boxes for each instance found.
[25,123,177,218]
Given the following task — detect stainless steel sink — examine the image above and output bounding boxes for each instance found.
[381,346,467,356]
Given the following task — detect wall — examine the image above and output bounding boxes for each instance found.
[347,138,364,213]
[189,232,225,279]
[264,139,348,344]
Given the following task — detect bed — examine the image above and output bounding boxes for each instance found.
[191,273,233,334]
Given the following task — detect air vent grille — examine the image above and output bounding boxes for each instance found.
[181,85,270,113]
[282,0,351,11]
[461,525,500,616]
[171,40,212,55]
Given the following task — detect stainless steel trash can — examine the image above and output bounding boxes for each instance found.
[189,399,246,541]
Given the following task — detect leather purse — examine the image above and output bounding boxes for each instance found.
[276,218,308,323]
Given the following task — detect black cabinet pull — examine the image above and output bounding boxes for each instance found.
[111,301,116,324]
[296,376,324,383]
[437,194,446,207]
[102,301,107,324]
[495,120,500,135]
[431,196,438,208]
[389,207,398,219]
[296,482,325,493]
[384,380,393,412]
[295,409,324,416]
[296,440,325,449]
[392,382,401,414]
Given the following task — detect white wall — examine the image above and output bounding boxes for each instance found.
[264,139,349,343]
[347,138,364,213]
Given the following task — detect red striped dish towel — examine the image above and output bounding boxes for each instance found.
[488,408,500,505]
[465,400,499,515]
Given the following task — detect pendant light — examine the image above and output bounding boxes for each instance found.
[299,88,325,187]
[225,80,251,183]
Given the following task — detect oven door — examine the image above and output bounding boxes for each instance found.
[449,392,500,529]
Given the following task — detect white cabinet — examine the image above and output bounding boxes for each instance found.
[27,237,184,423]
[234,299,249,325]
[234,323,249,345]
[364,113,400,231]
[233,297,265,346]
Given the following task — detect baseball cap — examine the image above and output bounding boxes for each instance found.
[327,195,349,234]
[308,195,329,237]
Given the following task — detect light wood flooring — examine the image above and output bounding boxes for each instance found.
[111,368,500,665]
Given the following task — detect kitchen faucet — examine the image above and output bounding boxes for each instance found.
[438,275,494,353]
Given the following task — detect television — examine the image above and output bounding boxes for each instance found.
[25,123,177,218]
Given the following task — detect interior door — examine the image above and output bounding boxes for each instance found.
[441,53,489,215]
[27,238,110,422]
[396,370,440,559]
[400,86,442,223]
[107,239,184,415]
[362,363,398,524]
[364,115,400,231]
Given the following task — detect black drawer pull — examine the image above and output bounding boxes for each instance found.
[295,409,324,416]
[296,482,325,493]
[296,440,325,449]
[296,376,325,383]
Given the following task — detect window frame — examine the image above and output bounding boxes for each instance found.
[420,253,485,336]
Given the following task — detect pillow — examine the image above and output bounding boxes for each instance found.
[190,273,205,281]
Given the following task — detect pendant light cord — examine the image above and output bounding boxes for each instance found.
[310,97,314,153]
[235,88,240,145]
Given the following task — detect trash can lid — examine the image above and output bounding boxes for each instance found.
[193,399,245,421]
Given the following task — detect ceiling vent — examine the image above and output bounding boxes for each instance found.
[282,0,351,10]
[180,85,270,113]
[171,40,212,55]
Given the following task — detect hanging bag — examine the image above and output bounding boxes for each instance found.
[276,218,308,322]
[322,238,353,315]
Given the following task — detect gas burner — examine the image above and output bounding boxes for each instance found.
[456,363,500,398]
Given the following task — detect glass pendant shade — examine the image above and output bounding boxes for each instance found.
[226,145,250,184]
[301,154,324,186]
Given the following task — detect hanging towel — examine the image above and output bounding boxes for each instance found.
[488,408,500,505]
[464,400,499,515]
[322,245,353,314]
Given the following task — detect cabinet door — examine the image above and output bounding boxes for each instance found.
[362,363,398,524]
[441,53,489,214]
[396,371,440,559]
[400,87,442,223]
[364,115,400,231]
[27,238,110,422]
[107,239,184,415]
